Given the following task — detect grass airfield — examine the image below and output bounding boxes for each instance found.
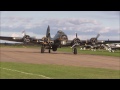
[1,44,120,57]
[0,44,120,79]
[1,62,119,79]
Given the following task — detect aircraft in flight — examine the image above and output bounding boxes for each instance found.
[0,25,120,54]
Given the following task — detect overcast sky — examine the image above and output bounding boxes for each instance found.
[0,11,120,43]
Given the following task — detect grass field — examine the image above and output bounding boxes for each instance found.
[1,44,120,79]
[0,62,120,79]
[58,47,120,57]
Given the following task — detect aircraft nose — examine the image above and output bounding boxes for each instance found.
[61,35,68,41]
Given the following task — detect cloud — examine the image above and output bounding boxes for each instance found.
[41,18,100,27]
[96,11,120,20]
[11,33,20,37]
[1,17,33,29]
[98,27,110,33]
[1,16,119,40]
[1,17,101,32]
[103,11,120,16]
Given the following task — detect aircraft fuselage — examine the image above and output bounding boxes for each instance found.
[49,30,68,51]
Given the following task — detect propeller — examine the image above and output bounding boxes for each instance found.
[86,39,89,44]
[23,35,31,44]
[75,32,77,38]
[21,30,31,44]
[90,33,100,45]
[22,30,26,36]
[74,32,80,44]
[71,32,81,48]
[96,33,100,39]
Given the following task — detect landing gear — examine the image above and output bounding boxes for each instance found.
[41,46,44,53]
[49,49,51,53]
[52,48,57,51]
[73,48,77,54]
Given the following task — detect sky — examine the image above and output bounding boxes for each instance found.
[0,11,120,43]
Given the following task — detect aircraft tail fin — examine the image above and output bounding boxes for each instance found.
[46,25,51,41]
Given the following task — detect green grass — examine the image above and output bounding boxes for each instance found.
[0,62,120,79]
[58,47,120,57]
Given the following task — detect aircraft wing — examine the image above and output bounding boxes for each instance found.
[63,39,120,48]
[103,40,120,43]
[0,36,23,42]
[80,40,120,45]
[0,35,42,44]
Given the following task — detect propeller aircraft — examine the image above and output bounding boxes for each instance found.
[0,25,120,54]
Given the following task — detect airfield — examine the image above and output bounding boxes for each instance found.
[1,47,119,70]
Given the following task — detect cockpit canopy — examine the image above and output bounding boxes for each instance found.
[57,30,64,34]
[53,30,68,41]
